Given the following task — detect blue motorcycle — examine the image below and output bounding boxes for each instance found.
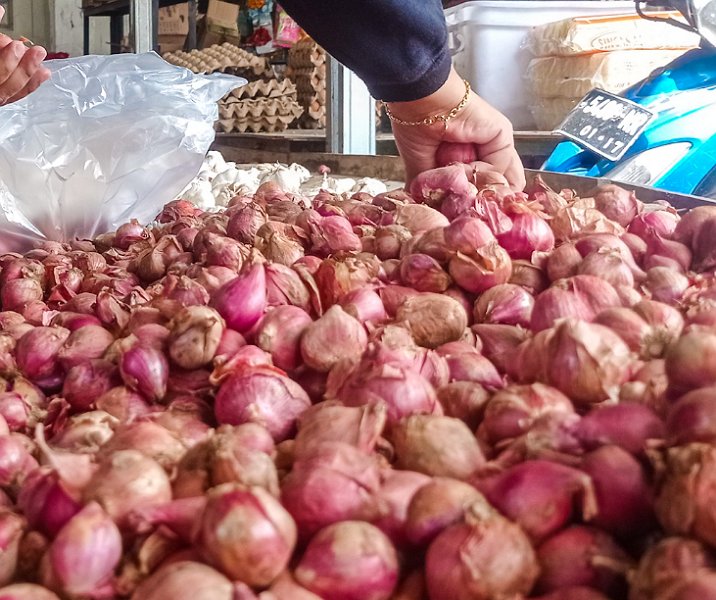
[542,0,716,198]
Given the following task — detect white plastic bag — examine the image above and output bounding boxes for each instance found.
[0,52,244,252]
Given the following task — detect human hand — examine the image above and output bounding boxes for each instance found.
[0,10,51,105]
[386,67,526,192]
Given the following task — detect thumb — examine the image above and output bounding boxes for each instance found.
[393,127,440,187]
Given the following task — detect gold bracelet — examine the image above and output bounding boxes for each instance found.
[383,79,471,132]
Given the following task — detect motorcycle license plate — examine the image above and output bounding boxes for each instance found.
[556,89,655,162]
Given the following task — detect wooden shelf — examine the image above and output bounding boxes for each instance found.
[213,130,562,169]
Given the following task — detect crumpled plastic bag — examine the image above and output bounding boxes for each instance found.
[0,51,244,252]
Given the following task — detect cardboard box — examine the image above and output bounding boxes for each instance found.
[198,22,225,49]
[159,34,188,53]
[159,3,190,36]
[206,0,239,35]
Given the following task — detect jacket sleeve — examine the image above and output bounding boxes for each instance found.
[277,0,452,103]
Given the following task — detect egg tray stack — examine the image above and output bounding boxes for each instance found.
[163,43,303,134]
[217,79,304,134]
[162,43,271,78]
[286,41,327,129]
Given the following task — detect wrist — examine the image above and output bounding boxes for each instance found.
[385,67,467,122]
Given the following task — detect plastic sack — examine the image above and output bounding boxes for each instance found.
[525,12,700,57]
[0,51,244,252]
[526,50,688,99]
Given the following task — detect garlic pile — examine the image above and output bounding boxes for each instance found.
[177,151,393,211]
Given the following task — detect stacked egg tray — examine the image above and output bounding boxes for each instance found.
[162,43,271,78]
[218,74,303,134]
[164,43,303,134]
[287,41,327,129]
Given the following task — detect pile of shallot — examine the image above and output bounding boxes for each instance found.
[2,145,716,600]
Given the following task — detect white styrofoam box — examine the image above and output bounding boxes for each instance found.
[445,1,635,130]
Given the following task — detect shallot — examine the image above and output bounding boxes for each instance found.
[425,495,539,600]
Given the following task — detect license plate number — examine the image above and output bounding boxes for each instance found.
[555,89,655,162]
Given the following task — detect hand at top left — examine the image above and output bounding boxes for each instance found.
[0,34,51,105]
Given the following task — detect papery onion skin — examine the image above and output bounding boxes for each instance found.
[95,386,151,423]
[448,243,512,295]
[196,483,296,587]
[473,283,534,327]
[509,259,549,295]
[62,359,117,412]
[425,496,539,600]
[595,307,656,357]
[578,249,635,288]
[255,306,312,372]
[441,350,503,389]
[17,468,82,537]
[119,344,169,402]
[644,266,688,305]
[472,323,529,374]
[214,366,311,442]
[629,536,716,600]
[535,525,631,597]
[130,561,242,600]
[83,450,172,528]
[295,520,399,600]
[622,232,648,265]
[654,573,716,599]
[405,477,482,547]
[409,164,475,210]
[280,442,381,539]
[476,459,596,544]
[654,443,716,547]
[530,286,594,332]
[545,319,633,405]
[396,293,468,349]
[335,361,440,426]
[575,402,665,456]
[629,209,679,242]
[593,185,640,227]
[391,415,485,480]
[261,571,323,600]
[444,217,495,254]
[41,502,121,598]
[339,288,388,325]
[666,386,716,445]
[546,242,582,282]
[15,327,69,384]
[101,420,186,471]
[0,433,39,490]
[580,445,656,538]
[0,584,61,600]
[371,469,431,545]
[300,305,367,373]
[0,509,24,587]
[399,254,451,293]
[665,330,716,396]
[57,325,115,370]
[172,424,278,499]
[167,306,224,370]
[497,205,555,259]
[294,402,387,456]
[675,206,716,272]
[478,383,575,447]
[436,381,490,430]
[210,262,267,334]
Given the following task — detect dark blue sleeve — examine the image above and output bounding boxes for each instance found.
[278,0,452,102]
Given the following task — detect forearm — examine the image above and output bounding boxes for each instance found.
[278,0,451,102]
